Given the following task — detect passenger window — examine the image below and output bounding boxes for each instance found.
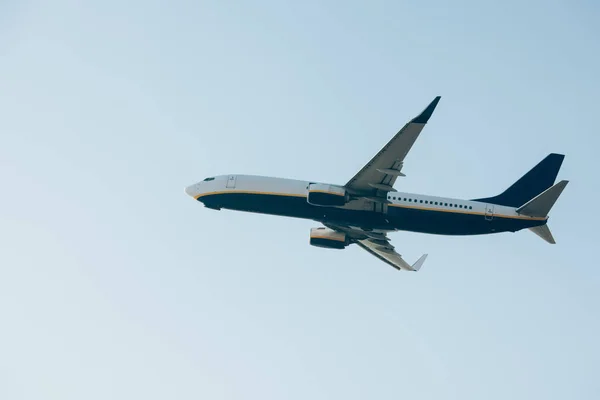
[420,200,423,203]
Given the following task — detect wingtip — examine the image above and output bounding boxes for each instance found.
[412,253,428,271]
[412,96,441,124]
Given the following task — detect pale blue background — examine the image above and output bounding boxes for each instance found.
[1,1,599,399]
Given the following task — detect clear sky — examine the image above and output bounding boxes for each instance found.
[1,1,599,399]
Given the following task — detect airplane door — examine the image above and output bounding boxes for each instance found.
[485,204,494,221]
[226,175,237,189]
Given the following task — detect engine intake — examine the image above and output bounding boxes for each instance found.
[310,227,348,249]
[307,183,348,207]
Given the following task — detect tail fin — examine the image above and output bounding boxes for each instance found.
[529,225,556,244]
[516,180,569,217]
[473,153,565,207]
[518,180,568,244]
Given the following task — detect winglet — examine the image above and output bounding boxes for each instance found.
[412,96,441,124]
[411,254,428,271]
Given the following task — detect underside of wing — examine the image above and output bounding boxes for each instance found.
[324,223,427,271]
[356,238,428,271]
[345,96,441,197]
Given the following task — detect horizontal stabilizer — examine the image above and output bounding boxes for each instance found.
[529,225,556,244]
[517,180,569,217]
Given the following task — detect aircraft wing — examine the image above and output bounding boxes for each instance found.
[344,96,441,196]
[355,238,428,271]
[324,223,427,271]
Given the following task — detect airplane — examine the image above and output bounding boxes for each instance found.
[184,96,568,271]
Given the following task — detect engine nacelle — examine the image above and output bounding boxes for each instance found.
[310,227,348,249]
[307,183,348,207]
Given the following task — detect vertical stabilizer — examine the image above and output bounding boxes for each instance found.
[473,153,565,207]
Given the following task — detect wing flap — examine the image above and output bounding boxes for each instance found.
[356,238,427,272]
[324,223,427,271]
[356,240,403,270]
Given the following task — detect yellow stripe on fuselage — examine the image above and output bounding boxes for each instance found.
[194,190,305,200]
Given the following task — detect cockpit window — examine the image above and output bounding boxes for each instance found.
[203,177,215,181]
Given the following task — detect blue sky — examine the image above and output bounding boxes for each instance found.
[1,1,599,399]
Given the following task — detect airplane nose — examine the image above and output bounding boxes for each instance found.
[185,184,198,198]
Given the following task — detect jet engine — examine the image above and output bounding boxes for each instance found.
[307,183,348,207]
[309,227,348,249]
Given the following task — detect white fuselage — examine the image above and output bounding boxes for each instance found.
[185,174,546,235]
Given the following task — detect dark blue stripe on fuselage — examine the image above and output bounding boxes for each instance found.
[386,206,540,234]
[199,193,544,235]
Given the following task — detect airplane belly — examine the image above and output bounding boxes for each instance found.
[387,206,498,235]
[202,191,392,228]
